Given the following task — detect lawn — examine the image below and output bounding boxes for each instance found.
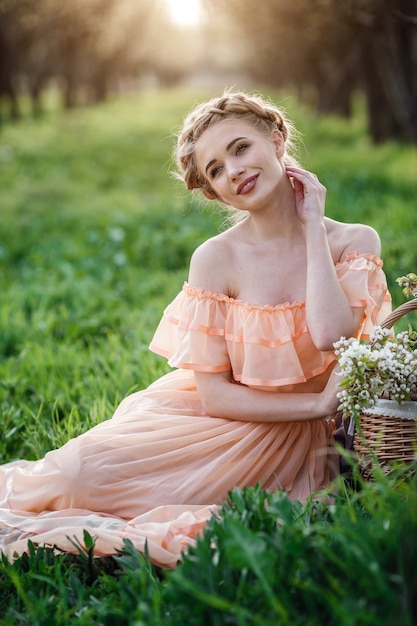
[0,88,416,624]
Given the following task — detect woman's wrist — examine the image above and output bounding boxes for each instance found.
[303,217,326,238]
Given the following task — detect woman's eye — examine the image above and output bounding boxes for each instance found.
[210,165,222,178]
[236,143,248,155]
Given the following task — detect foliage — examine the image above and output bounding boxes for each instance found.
[1,471,416,625]
[0,0,197,119]
[164,474,417,626]
[209,0,417,143]
[397,273,417,300]
[0,535,165,625]
[3,0,417,146]
[0,89,416,623]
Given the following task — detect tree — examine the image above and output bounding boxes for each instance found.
[352,0,417,143]
[0,0,163,118]
[207,0,417,144]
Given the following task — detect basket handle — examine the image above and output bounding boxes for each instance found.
[380,298,417,330]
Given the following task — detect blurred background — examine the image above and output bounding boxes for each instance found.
[1,0,416,144]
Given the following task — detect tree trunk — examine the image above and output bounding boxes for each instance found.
[316,46,360,118]
[359,0,417,143]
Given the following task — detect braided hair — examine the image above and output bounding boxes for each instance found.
[174,90,300,201]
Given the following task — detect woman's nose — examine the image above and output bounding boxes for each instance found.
[228,165,245,181]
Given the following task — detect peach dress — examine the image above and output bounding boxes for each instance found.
[0,253,391,568]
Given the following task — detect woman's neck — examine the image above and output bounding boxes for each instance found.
[243,186,303,244]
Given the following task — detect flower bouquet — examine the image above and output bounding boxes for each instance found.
[334,273,417,474]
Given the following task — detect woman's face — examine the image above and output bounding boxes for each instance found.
[194,118,286,208]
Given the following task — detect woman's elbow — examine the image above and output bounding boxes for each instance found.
[312,330,348,352]
[195,371,238,419]
[316,341,336,353]
[195,373,227,417]
[313,324,359,352]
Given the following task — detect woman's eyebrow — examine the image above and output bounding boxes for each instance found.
[226,136,246,151]
[205,137,247,174]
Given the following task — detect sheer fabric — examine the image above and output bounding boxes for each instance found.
[0,253,391,567]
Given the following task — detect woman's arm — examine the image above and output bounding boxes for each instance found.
[194,368,341,423]
[287,166,381,350]
[304,219,381,350]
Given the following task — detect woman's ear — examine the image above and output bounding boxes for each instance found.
[272,130,285,158]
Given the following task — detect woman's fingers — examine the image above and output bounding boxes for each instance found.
[321,366,343,416]
[286,166,322,190]
[286,167,326,223]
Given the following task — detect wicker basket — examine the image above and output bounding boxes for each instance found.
[353,298,417,475]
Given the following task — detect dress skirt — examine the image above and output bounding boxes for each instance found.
[0,369,334,568]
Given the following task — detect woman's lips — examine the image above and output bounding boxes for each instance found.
[237,175,258,195]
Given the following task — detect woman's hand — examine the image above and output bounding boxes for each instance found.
[320,366,342,417]
[286,166,327,225]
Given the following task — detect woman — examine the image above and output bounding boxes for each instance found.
[0,91,391,568]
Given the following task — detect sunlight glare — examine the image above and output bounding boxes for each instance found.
[165,0,203,27]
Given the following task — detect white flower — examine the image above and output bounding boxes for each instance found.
[334,320,417,421]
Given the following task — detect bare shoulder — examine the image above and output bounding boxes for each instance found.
[325,218,381,260]
[188,228,237,294]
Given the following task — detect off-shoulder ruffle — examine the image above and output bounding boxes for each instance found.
[149,252,391,388]
[335,252,391,337]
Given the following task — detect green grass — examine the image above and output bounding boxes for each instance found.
[0,469,416,625]
[0,88,416,624]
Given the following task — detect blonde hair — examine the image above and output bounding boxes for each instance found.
[174,90,300,202]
